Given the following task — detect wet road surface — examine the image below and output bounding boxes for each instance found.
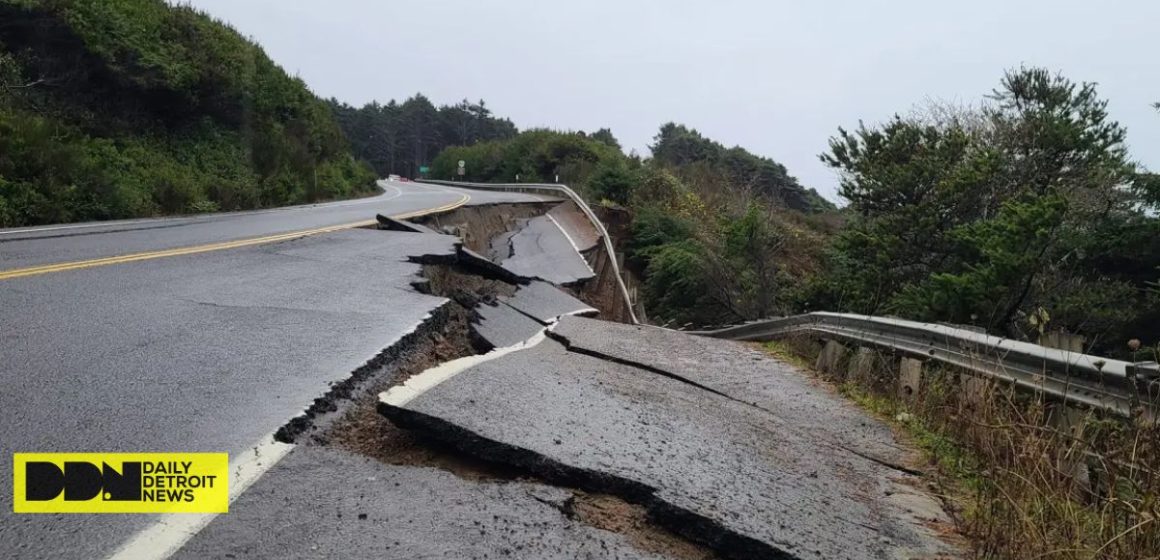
[0,183,545,560]
[381,317,959,560]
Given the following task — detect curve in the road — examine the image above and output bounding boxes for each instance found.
[0,183,469,281]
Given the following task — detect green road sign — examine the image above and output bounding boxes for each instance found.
[418,166,430,173]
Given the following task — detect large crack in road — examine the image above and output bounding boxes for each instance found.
[168,199,958,560]
[172,200,715,559]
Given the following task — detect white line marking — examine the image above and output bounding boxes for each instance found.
[545,214,597,277]
[104,435,294,560]
[381,331,547,407]
[545,214,582,254]
[103,313,440,560]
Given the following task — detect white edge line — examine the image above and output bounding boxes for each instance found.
[104,435,294,560]
[97,199,569,559]
[105,312,437,560]
[381,330,548,408]
[544,214,597,277]
[556,308,599,320]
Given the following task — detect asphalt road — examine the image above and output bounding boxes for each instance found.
[496,214,596,285]
[0,180,546,560]
[0,180,549,272]
[173,445,671,560]
[381,317,958,560]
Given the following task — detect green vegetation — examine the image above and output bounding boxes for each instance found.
[760,341,1160,560]
[814,67,1160,356]
[0,0,374,227]
[370,66,1159,353]
[424,126,835,327]
[430,128,625,187]
[328,96,516,179]
[650,123,834,213]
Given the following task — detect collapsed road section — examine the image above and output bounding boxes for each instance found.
[170,195,960,559]
[379,316,960,560]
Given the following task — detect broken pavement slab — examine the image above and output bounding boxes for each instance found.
[500,280,597,324]
[549,316,909,463]
[547,202,600,252]
[376,213,442,234]
[173,446,678,560]
[379,335,959,560]
[496,214,596,285]
[473,301,546,349]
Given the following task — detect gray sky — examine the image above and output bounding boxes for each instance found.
[184,0,1159,202]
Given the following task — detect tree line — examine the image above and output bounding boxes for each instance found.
[423,67,1159,357]
[326,95,517,179]
[425,125,834,328]
[812,67,1160,356]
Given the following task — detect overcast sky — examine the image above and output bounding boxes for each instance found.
[182,0,1159,202]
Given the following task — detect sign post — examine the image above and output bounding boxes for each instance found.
[457,160,466,178]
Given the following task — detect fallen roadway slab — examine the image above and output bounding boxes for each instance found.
[548,316,910,462]
[547,202,600,252]
[379,328,959,560]
[496,214,596,285]
[499,280,597,324]
[473,300,546,349]
[173,446,684,560]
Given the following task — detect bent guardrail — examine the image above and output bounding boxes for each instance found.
[420,179,639,325]
[691,312,1160,419]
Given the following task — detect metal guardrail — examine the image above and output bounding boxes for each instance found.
[418,180,1158,419]
[420,180,639,324]
[691,312,1160,419]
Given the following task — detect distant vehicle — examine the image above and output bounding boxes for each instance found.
[399,177,410,182]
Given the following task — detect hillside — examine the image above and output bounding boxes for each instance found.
[426,127,840,327]
[0,0,374,227]
[650,123,835,213]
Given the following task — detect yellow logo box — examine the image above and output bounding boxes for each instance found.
[13,453,229,513]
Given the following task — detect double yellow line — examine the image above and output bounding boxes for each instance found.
[0,193,469,282]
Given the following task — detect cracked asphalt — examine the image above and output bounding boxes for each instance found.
[0,182,547,560]
[383,317,960,560]
[1,182,959,560]
[496,214,596,285]
[174,445,670,560]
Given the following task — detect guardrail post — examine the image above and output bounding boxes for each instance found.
[815,340,848,378]
[847,347,877,384]
[960,374,991,411]
[898,357,924,401]
[1046,404,1095,502]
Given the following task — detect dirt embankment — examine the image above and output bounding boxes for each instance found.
[412,200,638,324]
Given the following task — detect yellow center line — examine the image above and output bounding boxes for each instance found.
[0,193,469,282]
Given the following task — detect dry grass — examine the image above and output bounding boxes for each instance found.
[764,341,1160,560]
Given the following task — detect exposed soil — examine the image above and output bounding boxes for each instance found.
[565,492,718,560]
[410,202,555,253]
[302,248,719,558]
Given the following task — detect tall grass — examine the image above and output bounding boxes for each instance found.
[765,338,1160,559]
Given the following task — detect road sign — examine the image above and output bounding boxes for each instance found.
[457,160,466,168]
[419,166,429,173]
[457,167,465,176]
